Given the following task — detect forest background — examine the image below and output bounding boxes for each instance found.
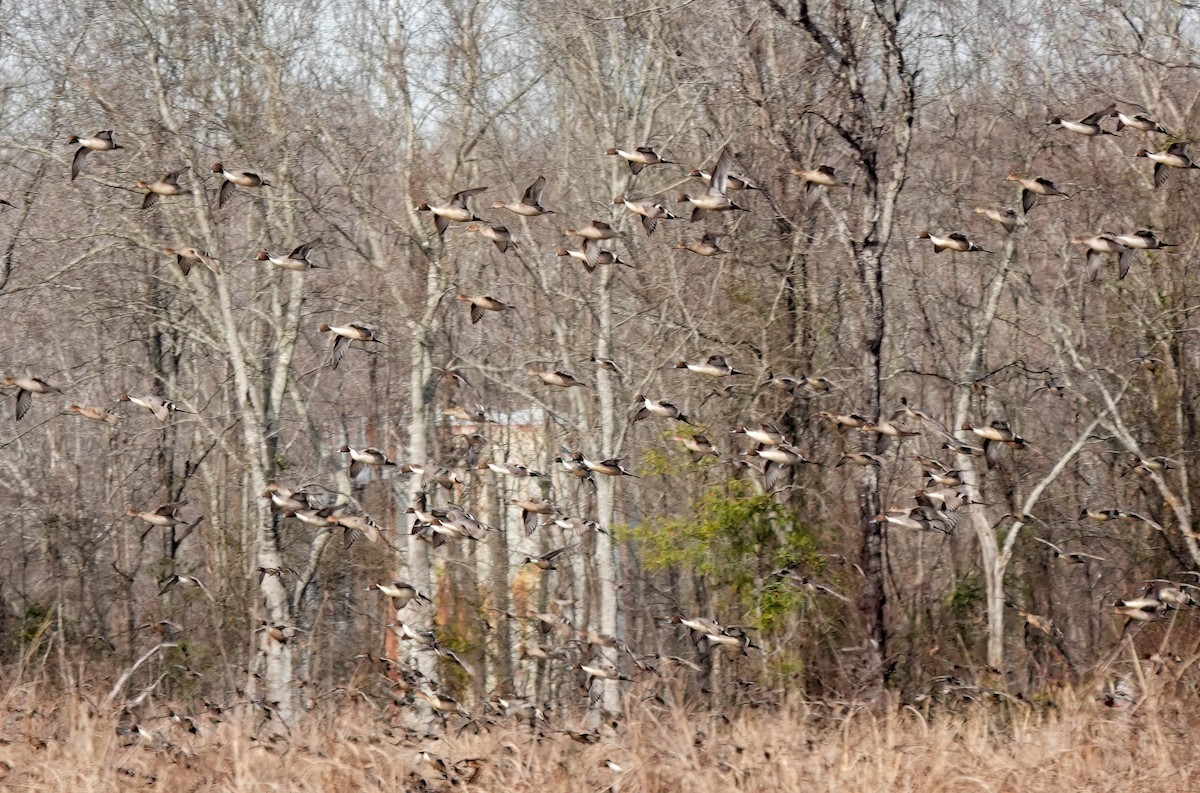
[1,0,1200,788]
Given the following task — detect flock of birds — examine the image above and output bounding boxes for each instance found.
[917,103,1185,283]
[3,104,1195,738]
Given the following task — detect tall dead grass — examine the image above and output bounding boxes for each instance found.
[0,672,1196,792]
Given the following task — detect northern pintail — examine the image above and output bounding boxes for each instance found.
[790,165,842,190]
[1070,234,1134,280]
[118,392,190,422]
[676,146,745,220]
[924,468,964,488]
[487,461,545,477]
[1005,173,1068,213]
[676,231,724,256]
[874,508,926,532]
[465,223,513,253]
[414,688,469,717]
[564,221,619,270]
[67,404,121,425]
[1047,104,1117,136]
[748,443,817,491]
[1016,609,1059,638]
[581,455,637,477]
[319,322,380,369]
[1079,507,1125,522]
[859,416,920,437]
[1112,229,1176,250]
[819,411,869,432]
[212,163,271,208]
[606,145,672,174]
[68,130,122,180]
[673,432,717,460]
[127,500,188,527]
[800,375,834,395]
[917,231,988,253]
[3,375,61,421]
[335,512,382,545]
[257,239,320,271]
[613,194,676,235]
[556,449,596,484]
[401,463,463,491]
[457,293,515,324]
[962,419,1028,463]
[973,206,1025,233]
[556,245,628,273]
[1132,455,1174,475]
[763,371,801,393]
[137,167,190,209]
[339,444,397,478]
[589,354,623,375]
[1111,108,1169,134]
[632,395,691,424]
[493,176,551,216]
[674,355,743,376]
[838,451,885,467]
[564,219,616,241]
[368,581,430,610]
[261,483,313,513]
[1032,536,1106,564]
[574,659,629,681]
[731,423,785,446]
[527,367,587,388]
[690,167,758,190]
[963,418,1024,444]
[164,247,221,276]
[510,497,558,536]
[158,573,212,599]
[1135,142,1199,188]
[417,186,488,238]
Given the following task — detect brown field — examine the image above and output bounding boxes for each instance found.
[0,672,1195,792]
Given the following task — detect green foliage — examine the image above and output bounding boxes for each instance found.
[18,603,51,645]
[948,571,984,618]
[759,580,804,633]
[639,447,678,478]
[625,479,822,626]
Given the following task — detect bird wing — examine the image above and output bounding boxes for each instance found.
[70,147,91,181]
[582,238,602,272]
[433,213,450,237]
[523,176,546,204]
[290,240,319,259]
[218,179,236,209]
[491,227,510,253]
[199,252,222,275]
[150,400,170,422]
[1020,188,1035,213]
[1117,248,1134,279]
[330,335,350,370]
[13,389,32,421]
[1032,536,1064,555]
[451,186,488,208]
[708,146,733,196]
[1084,248,1103,283]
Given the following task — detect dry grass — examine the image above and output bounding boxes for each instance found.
[0,676,1197,793]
